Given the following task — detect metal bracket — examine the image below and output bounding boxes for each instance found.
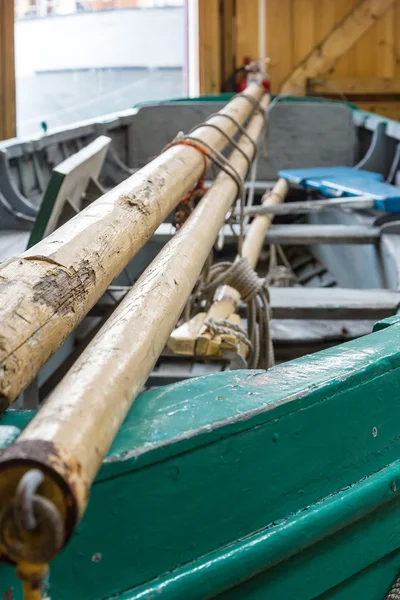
[356,122,388,176]
[223,350,248,370]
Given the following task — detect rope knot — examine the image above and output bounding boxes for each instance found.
[205,316,252,352]
[224,257,266,302]
[190,256,274,370]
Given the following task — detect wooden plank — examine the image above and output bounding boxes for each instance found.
[221,0,235,86]
[280,0,397,95]
[271,318,374,342]
[265,224,380,244]
[354,7,377,78]
[0,0,16,140]
[268,288,400,320]
[309,77,400,95]
[356,101,400,120]
[235,0,259,65]
[198,0,221,94]
[266,0,293,93]
[313,0,336,46]
[376,5,395,79]
[293,0,315,67]
[395,0,400,79]
[332,0,357,79]
[313,0,352,95]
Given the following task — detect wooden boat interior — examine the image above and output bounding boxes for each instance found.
[1,91,400,599]
[0,97,398,394]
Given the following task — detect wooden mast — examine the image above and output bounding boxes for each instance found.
[242,178,290,268]
[0,93,269,568]
[168,177,289,358]
[0,84,264,408]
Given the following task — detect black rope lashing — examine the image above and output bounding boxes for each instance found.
[163,132,246,255]
[236,92,269,126]
[205,112,259,158]
[189,121,252,177]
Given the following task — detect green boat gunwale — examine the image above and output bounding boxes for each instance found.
[1,95,400,598]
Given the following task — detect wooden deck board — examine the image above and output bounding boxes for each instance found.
[265,224,380,244]
[269,288,400,320]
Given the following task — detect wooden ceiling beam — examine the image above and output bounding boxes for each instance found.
[281,0,398,96]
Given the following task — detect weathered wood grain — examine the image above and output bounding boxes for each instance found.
[281,0,397,95]
[0,84,265,406]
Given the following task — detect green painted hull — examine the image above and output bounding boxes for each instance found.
[2,315,400,598]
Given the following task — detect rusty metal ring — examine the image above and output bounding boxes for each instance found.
[0,471,65,564]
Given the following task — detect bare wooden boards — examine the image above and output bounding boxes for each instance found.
[268,288,400,320]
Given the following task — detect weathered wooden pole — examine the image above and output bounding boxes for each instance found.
[242,178,290,268]
[0,84,264,409]
[0,94,269,566]
[168,177,290,357]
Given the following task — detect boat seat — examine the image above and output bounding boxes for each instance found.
[130,101,356,180]
[279,166,400,212]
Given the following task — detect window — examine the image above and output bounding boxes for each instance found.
[15,0,185,137]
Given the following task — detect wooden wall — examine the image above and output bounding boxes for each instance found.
[0,0,16,140]
[199,0,400,119]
